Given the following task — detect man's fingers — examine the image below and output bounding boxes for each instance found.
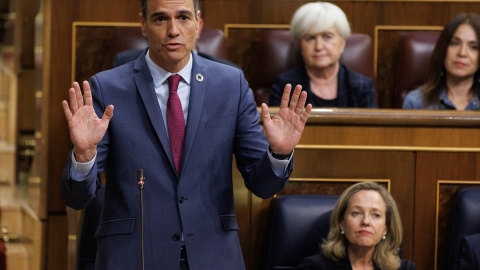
[62,100,73,122]
[74,82,84,109]
[260,103,271,124]
[280,84,292,108]
[295,91,308,115]
[83,81,93,106]
[288,84,302,110]
[68,84,77,112]
[102,105,115,122]
[300,104,312,124]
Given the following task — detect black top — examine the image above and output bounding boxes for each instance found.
[269,64,377,108]
[298,252,417,270]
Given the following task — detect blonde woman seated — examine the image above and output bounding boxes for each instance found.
[403,13,480,110]
[298,182,417,270]
[269,2,377,108]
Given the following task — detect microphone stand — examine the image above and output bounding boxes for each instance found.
[137,169,145,270]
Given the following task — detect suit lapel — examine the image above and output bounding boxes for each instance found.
[133,56,176,172]
[180,53,206,176]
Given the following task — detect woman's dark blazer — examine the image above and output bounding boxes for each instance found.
[269,64,377,108]
[297,253,417,270]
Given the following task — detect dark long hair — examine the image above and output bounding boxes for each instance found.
[422,13,480,108]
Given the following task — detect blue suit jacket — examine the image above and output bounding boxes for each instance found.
[459,233,480,270]
[61,51,292,269]
[269,64,377,108]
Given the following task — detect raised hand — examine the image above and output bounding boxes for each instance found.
[62,81,114,162]
[261,84,312,156]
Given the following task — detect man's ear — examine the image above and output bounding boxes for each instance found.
[197,11,202,32]
[139,13,147,37]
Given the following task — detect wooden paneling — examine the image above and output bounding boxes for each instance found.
[76,1,140,23]
[17,70,36,131]
[72,23,146,82]
[46,214,68,270]
[47,0,75,214]
[414,152,480,270]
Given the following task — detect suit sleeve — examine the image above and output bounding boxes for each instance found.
[233,69,292,199]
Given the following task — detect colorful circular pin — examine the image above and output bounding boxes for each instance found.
[196,73,204,82]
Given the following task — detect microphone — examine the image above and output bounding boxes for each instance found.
[137,169,145,270]
[137,169,145,189]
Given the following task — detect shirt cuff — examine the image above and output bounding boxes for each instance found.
[267,148,293,176]
[71,151,96,177]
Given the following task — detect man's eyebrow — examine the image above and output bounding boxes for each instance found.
[150,11,167,19]
[150,9,193,19]
[178,10,193,16]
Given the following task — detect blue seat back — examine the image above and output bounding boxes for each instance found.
[263,194,339,270]
[449,187,480,270]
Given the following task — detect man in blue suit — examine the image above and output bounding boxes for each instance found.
[61,0,312,269]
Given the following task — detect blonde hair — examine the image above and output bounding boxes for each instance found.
[321,181,402,270]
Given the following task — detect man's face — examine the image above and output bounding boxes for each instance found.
[140,0,199,73]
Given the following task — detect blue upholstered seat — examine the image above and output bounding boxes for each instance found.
[449,187,480,270]
[262,194,339,270]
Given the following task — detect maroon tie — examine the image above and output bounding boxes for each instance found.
[167,74,185,176]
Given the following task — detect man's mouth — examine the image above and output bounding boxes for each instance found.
[165,43,182,50]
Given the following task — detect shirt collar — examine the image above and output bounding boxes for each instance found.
[439,88,480,110]
[145,49,193,88]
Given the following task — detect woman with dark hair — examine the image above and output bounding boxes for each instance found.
[298,181,417,270]
[403,13,480,110]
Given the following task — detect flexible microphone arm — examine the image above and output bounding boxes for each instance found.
[137,169,145,270]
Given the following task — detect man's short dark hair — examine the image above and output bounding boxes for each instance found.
[140,0,199,19]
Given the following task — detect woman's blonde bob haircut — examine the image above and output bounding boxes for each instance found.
[321,181,403,270]
[290,1,351,43]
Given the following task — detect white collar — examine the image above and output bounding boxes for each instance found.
[145,49,193,88]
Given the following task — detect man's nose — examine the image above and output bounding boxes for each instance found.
[168,20,180,37]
